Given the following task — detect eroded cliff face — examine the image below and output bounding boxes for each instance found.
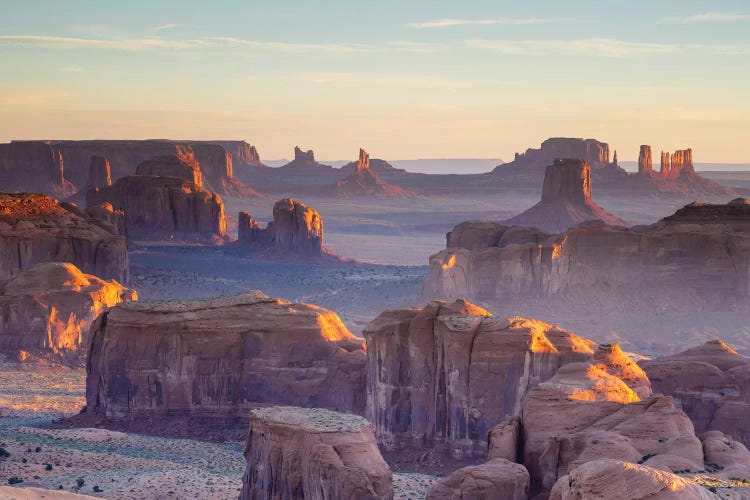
[85,292,367,430]
[640,340,750,447]
[638,145,653,176]
[87,174,227,243]
[0,262,135,354]
[0,193,129,283]
[0,141,74,196]
[336,148,415,198]
[423,200,750,312]
[504,138,610,170]
[237,198,325,256]
[240,406,392,500]
[363,300,594,457]
[135,154,203,188]
[86,156,112,191]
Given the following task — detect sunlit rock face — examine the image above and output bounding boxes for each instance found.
[0,193,129,283]
[504,158,628,232]
[0,262,136,354]
[0,141,74,197]
[240,406,392,500]
[86,292,367,430]
[549,459,719,500]
[423,200,750,312]
[522,344,706,498]
[237,198,325,255]
[640,340,750,447]
[363,299,594,457]
[86,155,112,191]
[638,145,654,176]
[336,148,415,198]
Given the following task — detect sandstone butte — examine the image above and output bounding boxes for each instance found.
[240,406,392,500]
[336,148,416,198]
[86,155,228,243]
[0,141,75,197]
[422,199,750,312]
[504,158,628,233]
[0,193,129,283]
[236,198,345,261]
[363,299,595,458]
[640,340,750,448]
[0,262,135,357]
[85,292,367,435]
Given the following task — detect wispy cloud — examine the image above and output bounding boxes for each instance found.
[466,38,679,58]
[406,17,556,28]
[0,90,76,109]
[663,12,750,24]
[294,72,518,89]
[0,34,432,54]
[153,23,179,31]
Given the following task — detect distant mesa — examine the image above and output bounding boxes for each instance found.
[0,141,75,197]
[87,155,228,243]
[504,158,628,232]
[0,262,136,358]
[0,192,129,283]
[235,198,343,261]
[336,148,416,198]
[502,137,611,170]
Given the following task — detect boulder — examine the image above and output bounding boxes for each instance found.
[0,141,74,196]
[426,458,530,500]
[0,193,129,283]
[0,262,136,354]
[86,292,367,432]
[487,416,522,462]
[549,459,720,500]
[86,155,112,190]
[240,406,392,500]
[503,158,629,232]
[363,300,594,457]
[640,341,750,447]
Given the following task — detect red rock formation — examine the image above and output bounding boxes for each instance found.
[660,151,670,177]
[640,340,750,447]
[423,200,750,313]
[336,148,416,198]
[0,141,74,196]
[363,300,594,457]
[487,416,522,462]
[135,154,203,188]
[426,458,530,500]
[0,262,135,355]
[85,292,367,430]
[504,159,628,232]
[638,145,653,176]
[240,407,392,500]
[210,140,262,168]
[87,172,227,243]
[86,156,112,191]
[294,146,316,165]
[236,198,325,256]
[500,138,610,170]
[0,193,128,283]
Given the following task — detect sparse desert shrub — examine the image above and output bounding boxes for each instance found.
[45,463,53,471]
[76,477,85,488]
[638,454,656,464]
[8,477,23,485]
[0,447,9,458]
[93,485,102,492]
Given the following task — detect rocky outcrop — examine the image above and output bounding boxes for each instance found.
[487,416,522,462]
[423,200,750,313]
[336,149,415,198]
[86,173,227,243]
[0,262,135,354]
[236,198,327,257]
[86,156,112,191]
[85,292,367,430]
[549,459,720,500]
[293,146,316,165]
[205,140,262,168]
[638,145,653,176]
[426,458,530,500]
[363,300,594,457]
[240,406,392,500]
[504,159,628,232]
[0,193,128,283]
[640,340,750,447]
[0,141,74,196]
[135,154,203,188]
[500,138,610,170]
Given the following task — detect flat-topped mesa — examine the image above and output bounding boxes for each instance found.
[0,193,129,282]
[424,199,750,312]
[0,262,136,355]
[86,155,112,190]
[639,340,750,447]
[638,145,653,176]
[363,299,595,457]
[542,158,592,204]
[85,292,367,434]
[237,198,325,256]
[507,138,610,169]
[135,154,203,189]
[240,406,392,500]
[0,141,73,197]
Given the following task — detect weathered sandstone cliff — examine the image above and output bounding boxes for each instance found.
[240,406,392,500]
[363,299,594,457]
[499,138,611,170]
[0,141,74,196]
[0,193,128,282]
[135,154,203,188]
[86,155,112,191]
[85,292,367,431]
[0,262,135,354]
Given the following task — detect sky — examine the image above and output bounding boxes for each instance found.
[1,0,749,163]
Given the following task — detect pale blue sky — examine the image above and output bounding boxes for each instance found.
[1,0,749,162]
